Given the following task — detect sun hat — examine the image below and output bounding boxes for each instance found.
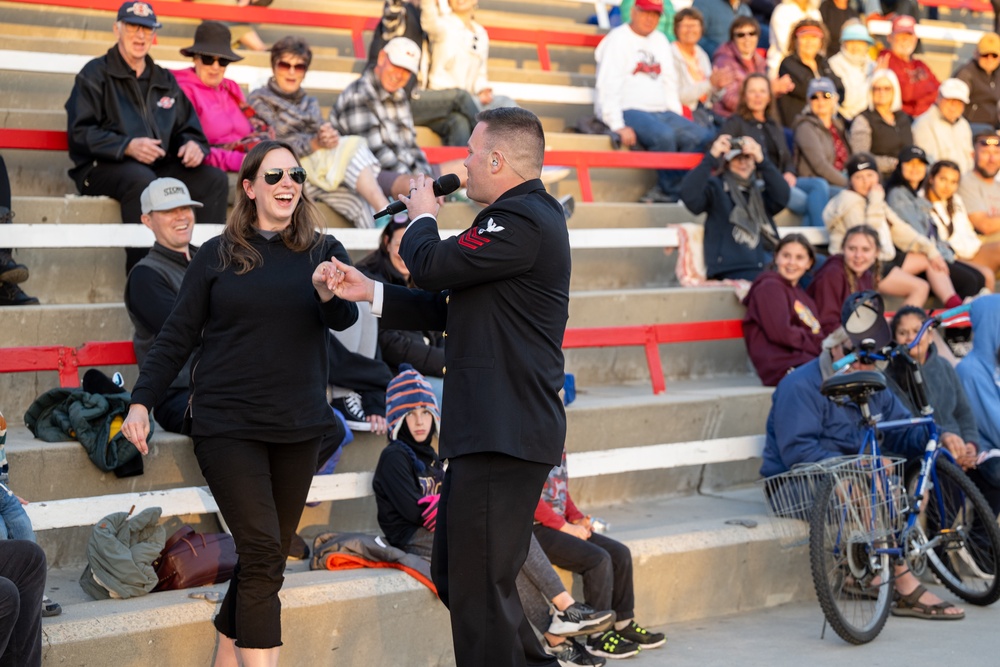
[180,21,243,62]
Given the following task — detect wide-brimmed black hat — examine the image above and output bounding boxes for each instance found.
[180,21,243,62]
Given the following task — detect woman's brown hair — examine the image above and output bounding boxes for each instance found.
[736,72,776,121]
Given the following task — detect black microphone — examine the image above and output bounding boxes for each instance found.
[373,174,462,220]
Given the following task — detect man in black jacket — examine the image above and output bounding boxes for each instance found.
[329,107,570,667]
[65,1,227,273]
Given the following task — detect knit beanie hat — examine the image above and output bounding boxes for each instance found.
[385,364,441,441]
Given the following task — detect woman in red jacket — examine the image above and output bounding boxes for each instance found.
[742,233,823,385]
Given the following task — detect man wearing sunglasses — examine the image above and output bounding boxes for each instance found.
[954,32,1000,139]
[65,1,228,274]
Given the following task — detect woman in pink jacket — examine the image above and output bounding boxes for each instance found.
[174,21,258,173]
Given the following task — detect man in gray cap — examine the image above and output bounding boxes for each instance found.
[124,177,202,433]
[65,1,228,274]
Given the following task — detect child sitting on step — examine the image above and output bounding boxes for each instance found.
[534,448,667,660]
[372,365,612,666]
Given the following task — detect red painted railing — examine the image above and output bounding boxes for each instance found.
[1,129,702,203]
[0,320,746,393]
[0,341,136,387]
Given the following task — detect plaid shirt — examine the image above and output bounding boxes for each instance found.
[330,69,431,175]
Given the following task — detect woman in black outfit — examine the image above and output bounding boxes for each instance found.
[777,19,844,127]
[120,141,358,666]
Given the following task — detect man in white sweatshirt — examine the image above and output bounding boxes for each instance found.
[595,0,714,202]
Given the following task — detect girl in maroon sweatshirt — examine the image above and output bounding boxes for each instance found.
[742,233,823,386]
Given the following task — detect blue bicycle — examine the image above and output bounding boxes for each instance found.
[769,302,1000,644]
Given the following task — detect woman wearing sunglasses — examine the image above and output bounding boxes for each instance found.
[249,36,393,228]
[792,77,850,193]
[121,140,359,667]
[174,21,260,173]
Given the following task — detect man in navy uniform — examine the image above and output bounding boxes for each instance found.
[328,106,570,667]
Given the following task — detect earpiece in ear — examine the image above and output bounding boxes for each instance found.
[492,159,498,166]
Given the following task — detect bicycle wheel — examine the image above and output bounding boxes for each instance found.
[910,458,1000,605]
[809,473,894,645]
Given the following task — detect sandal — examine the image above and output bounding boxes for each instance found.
[891,585,964,621]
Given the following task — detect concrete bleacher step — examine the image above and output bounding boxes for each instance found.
[5,195,703,304]
[8,377,771,568]
[0,78,586,138]
[34,487,811,666]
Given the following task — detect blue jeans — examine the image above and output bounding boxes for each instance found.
[0,488,34,542]
[786,177,830,228]
[623,109,714,197]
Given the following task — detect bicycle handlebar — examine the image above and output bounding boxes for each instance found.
[831,304,971,372]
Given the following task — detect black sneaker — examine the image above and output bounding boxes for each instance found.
[42,595,62,617]
[0,282,39,306]
[0,251,28,284]
[330,391,367,430]
[547,636,606,666]
[586,630,640,659]
[617,620,665,649]
[548,602,614,636]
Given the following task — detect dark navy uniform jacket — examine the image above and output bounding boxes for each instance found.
[381,178,570,466]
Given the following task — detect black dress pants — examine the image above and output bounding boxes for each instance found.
[194,435,321,649]
[431,452,557,667]
[532,526,635,622]
[77,157,228,273]
[0,540,45,667]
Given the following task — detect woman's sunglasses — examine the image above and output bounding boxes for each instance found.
[198,54,234,67]
[734,30,758,38]
[276,60,308,73]
[811,92,833,100]
[261,167,307,185]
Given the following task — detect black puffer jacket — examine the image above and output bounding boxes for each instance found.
[65,46,209,184]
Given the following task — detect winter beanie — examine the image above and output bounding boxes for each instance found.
[385,364,441,440]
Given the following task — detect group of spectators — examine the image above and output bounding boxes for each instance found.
[590,0,1000,390]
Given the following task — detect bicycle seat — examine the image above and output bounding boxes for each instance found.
[820,370,886,401]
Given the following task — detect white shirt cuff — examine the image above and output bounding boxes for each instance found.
[371,281,384,317]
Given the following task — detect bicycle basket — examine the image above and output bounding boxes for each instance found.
[758,456,908,548]
[759,461,833,548]
[820,455,909,543]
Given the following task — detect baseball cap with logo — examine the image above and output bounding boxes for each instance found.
[939,78,971,103]
[635,0,665,13]
[891,14,916,35]
[979,32,1000,56]
[117,1,162,29]
[845,152,878,178]
[897,145,929,165]
[382,37,420,75]
[140,178,203,214]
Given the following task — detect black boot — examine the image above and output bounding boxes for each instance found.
[0,282,39,306]
[0,250,28,284]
